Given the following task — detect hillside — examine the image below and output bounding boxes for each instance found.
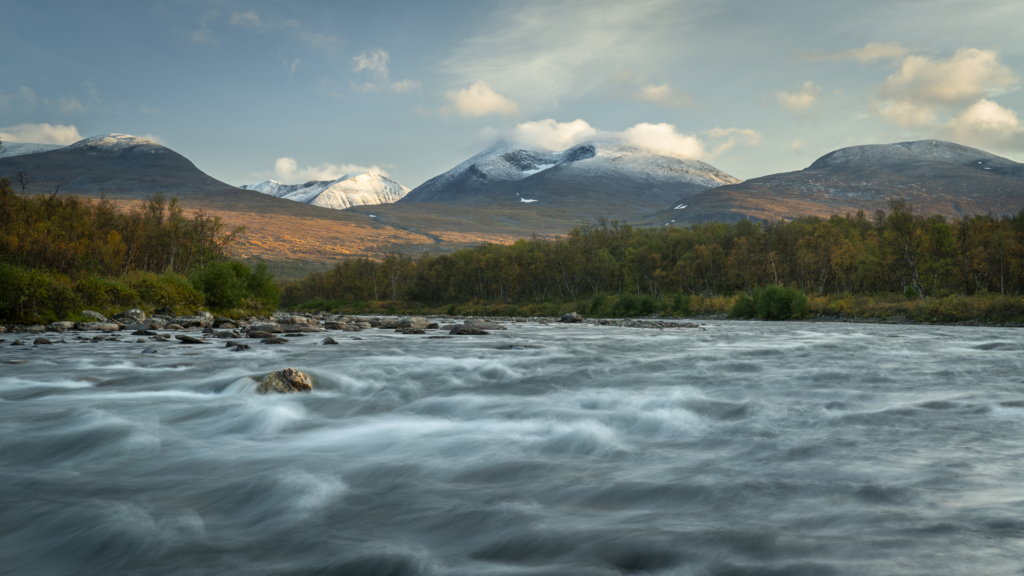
[645,140,1024,225]
[401,139,740,219]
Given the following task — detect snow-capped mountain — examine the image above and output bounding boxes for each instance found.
[0,142,66,159]
[240,172,409,210]
[400,138,741,215]
[63,133,167,155]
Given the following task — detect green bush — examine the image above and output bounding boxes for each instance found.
[904,286,920,300]
[0,263,79,323]
[589,292,608,315]
[190,259,278,312]
[754,285,809,320]
[672,292,691,315]
[729,293,757,318]
[127,271,204,312]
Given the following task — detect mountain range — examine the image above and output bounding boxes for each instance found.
[240,173,409,209]
[2,132,1023,270]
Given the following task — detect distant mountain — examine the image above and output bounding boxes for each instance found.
[0,133,234,198]
[0,142,66,158]
[646,140,1024,225]
[240,172,409,209]
[400,139,740,218]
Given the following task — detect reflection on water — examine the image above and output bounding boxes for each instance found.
[2,322,1023,575]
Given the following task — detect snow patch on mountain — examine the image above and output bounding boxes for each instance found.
[240,172,409,210]
[64,134,167,155]
[0,142,66,158]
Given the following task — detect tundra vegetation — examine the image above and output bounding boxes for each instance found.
[282,199,1024,323]
[0,176,278,323]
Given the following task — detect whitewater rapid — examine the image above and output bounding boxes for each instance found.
[2,321,1022,575]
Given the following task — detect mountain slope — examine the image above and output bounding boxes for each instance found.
[0,133,234,198]
[0,142,66,158]
[240,172,409,209]
[645,140,1024,225]
[401,139,740,218]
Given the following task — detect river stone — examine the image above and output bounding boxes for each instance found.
[260,337,288,344]
[232,345,250,352]
[397,316,430,330]
[175,335,206,344]
[81,310,107,322]
[400,328,426,335]
[50,321,76,331]
[324,322,346,330]
[173,316,210,329]
[318,337,339,345]
[248,322,282,334]
[164,324,184,330]
[114,309,146,323]
[202,327,214,334]
[248,331,273,339]
[465,319,507,330]
[256,367,313,394]
[278,315,311,326]
[33,338,53,345]
[124,322,151,332]
[198,311,213,318]
[343,325,362,332]
[559,312,584,323]
[142,348,158,354]
[25,325,47,333]
[74,322,120,332]
[12,339,24,345]
[216,322,236,330]
[450,324,490,336]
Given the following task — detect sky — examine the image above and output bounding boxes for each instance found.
[2,0,1024,188]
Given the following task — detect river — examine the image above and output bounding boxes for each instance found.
[1,321,1022,575]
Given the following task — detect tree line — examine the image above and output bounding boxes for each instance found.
[281,198,1024,308]
[0,175,278,322]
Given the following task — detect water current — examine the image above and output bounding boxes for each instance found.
[1,321,1023,575]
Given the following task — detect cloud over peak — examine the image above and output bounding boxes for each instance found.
[0,123,83,145]
[273,157,390,182]
[445,81,519,117]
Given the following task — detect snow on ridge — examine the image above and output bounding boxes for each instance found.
[0,142,66,158]
[239,172,410,210]
[66,133,164,153]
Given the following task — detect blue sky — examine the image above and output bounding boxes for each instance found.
[3,0,1023,188]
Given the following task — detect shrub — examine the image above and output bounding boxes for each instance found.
[754,285,809,320]
[729,293,757,318]
[904,286,920,300]
[672,292,691,315]
[589,292,609,315]
[0,263,79,323]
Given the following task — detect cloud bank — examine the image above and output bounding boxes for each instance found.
[444,81,519,117]
[0,123,83,144]
[486,119,760,160]
[273,157,390,182]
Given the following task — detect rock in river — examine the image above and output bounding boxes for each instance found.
[560,312,584,323]
[256,367,313,394]
[450,324,490,336]
[175,335,206,344]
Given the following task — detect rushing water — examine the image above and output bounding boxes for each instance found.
[1,321,1023,575]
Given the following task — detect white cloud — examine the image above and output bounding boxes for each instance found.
[390,79,421,93]
[791,140,804,152]
[776,81,822,113]
[944,99,1024,150]
[442,0,690,106]
[485,119,760,160]
[505,119,599,150]
[273,157,390,182]
[0,123,83,144]
[873,100,937,128]
[809,42,908,63]
[230,10,266,29]
[20,86,36,107]
[353,49,390,79]
[634,83,693,107]
[624,123,706,159]
[190,11,219,45]
[444,81,519,117]
[58,96,84,114]
[879,48,1018,105]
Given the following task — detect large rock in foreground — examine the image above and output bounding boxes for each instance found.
[256,368,313,394]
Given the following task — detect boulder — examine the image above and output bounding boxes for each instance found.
[378,321,400,329]
[146,317,167,327]
[559,312,584,323]
[197,311,213,319]
[74,322,121,332]
[231,345,251,352]
[356,322,372,329]
[278,315,311,326]
[25,325,47,333]
[343,325,362,332]
[213,330,238,339]
[465,319,507,330]
[426,323,440,330]
[318,337,339,345]
[33,338,53,345]
[124,322,152,332]
[397,316,430,330]
[175,335,206,344]
[450,324,490,336]
[164,324,184,330]
[113,309,146,323]
[247,331,273,339]
[11,339,24,345]
[142,348,158,354]
[400,328,426,335]
[324,322,347,330]
[202,327,215,334]
[256,367,313,394]
[81,310,107,322]
[132,330,157,336]
[172,316,211,329]
[216,322,237,330]
[247,322,282,334]
[50,321,76,331]
[260,337,288,345]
